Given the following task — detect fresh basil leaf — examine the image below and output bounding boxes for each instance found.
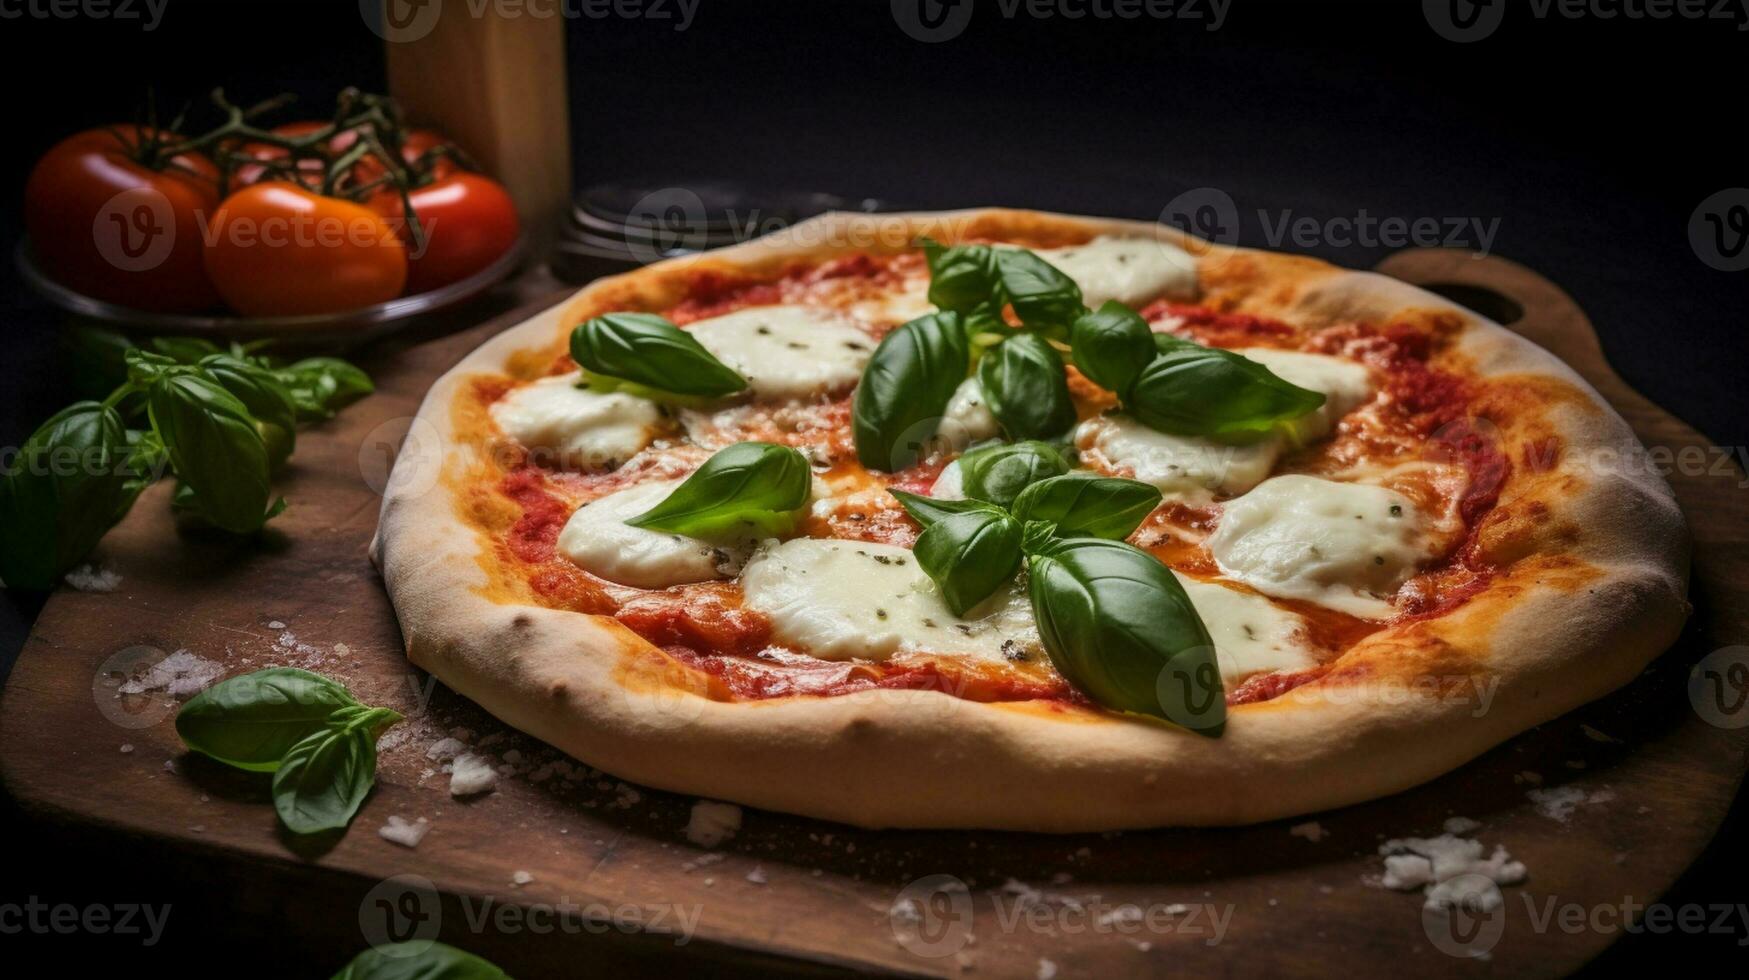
[956,440,1073,509]
[152,336,227,364]
[913,508,1024,616]
[62,326,137,402]
[976,334,1076,441]
[1128,339,1325,440]
[274,357,375,422]
[627,442,810,538]
[888,489,1005,528]
[1011,474,1162,541]
[992,248,1084,329]
[1071,302,1157,396]
[852,311,971,471]
[272,705,400,835]
[921,238,999,315]
[570,312,747,399]
[1021,519,1058,554]
[148,373,278,534]
[175,667,361,772]
[0,402,141,590]
[125,348,182,386]
[1026,537,1225,734]
[331,942,511,980]
[200,354,299,466]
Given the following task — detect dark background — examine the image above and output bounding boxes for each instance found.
[1,0,1744,973]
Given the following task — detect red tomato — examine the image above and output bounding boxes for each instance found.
[228,120,334,191]
[24,126,223,312]
[373,172,520,294]
[203,183,407,317]
[353,127,459,184]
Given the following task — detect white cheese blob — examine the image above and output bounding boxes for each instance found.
[1235,348,1373,442]
[929,460,967,500]
[685,305,874,400]
[1207,475,1429,618]
[739,538,1038,662]
[490,372,663,470]
[943,377,1000,443]
[557,479,748,589]
[1173,573,1317,684]
[1077,414,1282,501]
[1039,236,1198,308]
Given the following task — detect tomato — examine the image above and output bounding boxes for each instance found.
[24,126,223,313]
[203,183,407,317]
[228,120,333,191]
[353,127,459,184]
[373,172,520,294]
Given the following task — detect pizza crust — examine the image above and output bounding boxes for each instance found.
[371,209,1689,830]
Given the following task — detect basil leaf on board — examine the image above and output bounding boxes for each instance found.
[888,488,1005,528]
[1129,337,1325,440]
[200,354,300,466]
[272,705,401,835]
[1026,537,1225,735]
[0,402,140,590]
[921,238,999,314]
[956,440,1073,510]
[627,442,811,538]
[331,942,511,980]
[992,248,1084,329]
[175,667,361,772]
[570,312,747,399]
[976,333,1077,442]
[1071,301,1157,396]
[1010,474,1162,541]
[913,508,1024,616]
[148,373,278,534]
[852,311,971,471]
[274,357,375,422]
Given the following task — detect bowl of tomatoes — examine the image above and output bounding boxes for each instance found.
[18,90,525,342]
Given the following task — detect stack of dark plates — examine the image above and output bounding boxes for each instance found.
[552,179,892,283]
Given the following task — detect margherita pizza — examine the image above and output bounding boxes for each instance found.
[372,209,1688,830]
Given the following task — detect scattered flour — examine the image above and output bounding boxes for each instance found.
[117,650,223,699]
[1376,833,1527,912]
[64,564,122,592]
[1289,821,1327,842]
[1442,816,1482,835]
[685,801,743,848]
[1037,958,1058,980]
[511,870,533,887]
[378,815,431,848]
[449,753,499,797]
[1527,786,1615,822]
[425,737,468,762]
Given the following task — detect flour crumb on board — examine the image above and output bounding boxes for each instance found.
[1442,816,1482,835]
[449,753,499,797]
[119,744,134,754]
[1289,821,1327,842]
[1372,828,1527,912]
[117,650,223,699]
[64,563,122,592]
[1527,785,1615,822]
[426,737,468,762]
[510,870,533,888]
[685,800,743,847]
[378,815,431,848]
[745,866,768,885]
[1037,958,1058,980]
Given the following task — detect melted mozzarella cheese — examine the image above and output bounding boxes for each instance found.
[1173,573,1317,684]
[1235,348,1373,441]
[490,372,663,470]
[1039,236,1198,307]
[1206,475,1429,618]
[557,479,748,589]
[845,280,936,326]
[943,377,1000,443]
[685,305,874,399]
[1077,414,1282,501]
[739,538,1038,662]
[929,460,967,500]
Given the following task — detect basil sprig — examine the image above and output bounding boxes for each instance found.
[853,312,970,471]
[1011,473,1163,540]
[176,667,402,835]
[570,312,747,400]
[1129,336,1325,440]
[1070,301,1157,395]
[332,942,510,980]
[0,403,146,590]
[912,505,1024,616]
[147,372,281,534]
[956,440,1073,509]
[628,442,811,537]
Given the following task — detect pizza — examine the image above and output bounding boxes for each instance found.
[371,208,1689,831]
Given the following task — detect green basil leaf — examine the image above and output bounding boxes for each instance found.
[175,667,361,772]
[200,354,299,465]
[1011,474,1162,541]
[62,326,138,401]
[152,336,227,364]
[1026,537,1224,734]
[0,402,141,590]
[273,357,375,422]
[1128,339,1325,440]
[627,442,810,538]
[888,489,1005,528]
[852,311,971,471]
[125,348,182,386]
[913,508,1024,616]
[331,942,511,980]
[1071,301,1157,396]
[570,312,747,399]
[976,334,1077,441]
[148,373,278,535]
[1021,519,1058,554]
[956,440,1073,509]
[921,238,999,314]
[272,705,400,835]
[992,248,1084,328]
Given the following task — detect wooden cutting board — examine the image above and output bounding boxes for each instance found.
[3,250,1745,978]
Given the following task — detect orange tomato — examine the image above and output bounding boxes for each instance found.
[203,183,407,317]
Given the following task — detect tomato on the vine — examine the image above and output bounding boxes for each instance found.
[203,183,407,317]
[24,126,223,313]
[228,120,334,191]
[373,172,520,294]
